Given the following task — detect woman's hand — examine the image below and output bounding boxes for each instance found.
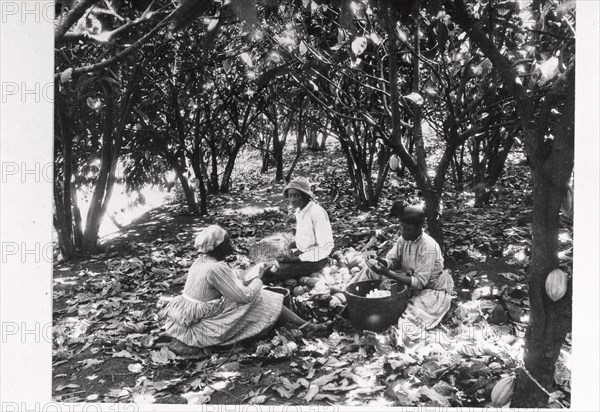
[256,262,270,278]
[280,254,301,263]
[367,257,389,276]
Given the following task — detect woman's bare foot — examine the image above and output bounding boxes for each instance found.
[298,320,333,338]
[168,338,203,357]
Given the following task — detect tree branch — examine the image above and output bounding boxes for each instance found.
[55,15,170,81]
[55,0,102,44]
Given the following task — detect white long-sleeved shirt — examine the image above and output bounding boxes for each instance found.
[294,201,334,262]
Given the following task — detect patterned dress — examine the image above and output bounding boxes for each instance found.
[353,232,454,330]
[162,256,284,347]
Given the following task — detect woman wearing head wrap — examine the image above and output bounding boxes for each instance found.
[162,225,326,356]
[357,203,454,332]
[267,177,334,280]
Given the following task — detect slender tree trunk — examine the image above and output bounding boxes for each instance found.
[71,184,84,249]
[190,152,207,214]
[272,112,284,182]
[261,133,272,173]
[174,161,200,215]
[54,90,76,259]
[220,141,243,193]
[286,120,303,182]
[82,87,115,253]
[190,107,208,214]
[209,137,220,193]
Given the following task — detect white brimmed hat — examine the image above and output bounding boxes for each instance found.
[283,176,314,199]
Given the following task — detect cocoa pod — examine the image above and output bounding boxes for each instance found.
[256,343,273,356]
[346,255,363,268]
[338,267,350,278]
[329,295,343,308]
[333,292,347,304]
[284,278,298,287]
[299,276,311,286]
[293,286,305,297]
[490,375,516,407]
[389,154,400,171]
[306,278,319,288]
[545,268,568,302]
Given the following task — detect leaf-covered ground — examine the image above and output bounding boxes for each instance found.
[52,148,573,407]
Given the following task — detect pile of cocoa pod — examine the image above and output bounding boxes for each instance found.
[269,248,372,323]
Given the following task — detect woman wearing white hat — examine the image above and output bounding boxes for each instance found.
[267,176,334,280]
[162,225,327,356]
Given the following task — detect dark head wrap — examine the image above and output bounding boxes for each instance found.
[389,201,425,225]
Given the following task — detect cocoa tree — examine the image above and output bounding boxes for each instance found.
[449,0,575,406]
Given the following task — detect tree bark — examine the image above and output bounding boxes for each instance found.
[82,85,115,253]
[450,0,575,405]
[220,140,243,193]
[174,161,200,215]
[286,119,304,182]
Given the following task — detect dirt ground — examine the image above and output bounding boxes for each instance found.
[52,151,572,407]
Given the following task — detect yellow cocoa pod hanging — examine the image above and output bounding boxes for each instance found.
[490,375,516,407]
[545,268,568,302]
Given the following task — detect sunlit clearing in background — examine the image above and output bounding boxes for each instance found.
[237,205,265,216]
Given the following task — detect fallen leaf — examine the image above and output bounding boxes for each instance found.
[56,384,80,391]
[304,384,319,402]
[132,393,156,404]
[499,272,522,282]
[113,350,134,358]
[182,388,214,404]
[218,361,240,372]
[79,359,103,369]
[248,394,268,404]
[150,347,177,365]
[419,386,450,406]
[140,335,155,348]
[128,363,143,373]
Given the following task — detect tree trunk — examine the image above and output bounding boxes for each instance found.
[286,120,303,182]
[82,87,115,253]
[190,108,208,215]
[176,165,200,215]
[54,89,76,259]
[220,141,243,193]
[261,134,272,173]
[272,114,284,182]
[512,169,572,406]
[209,140,220,193]
[71,184,84,249]
[512,75,575,407]
[190,151,208,215]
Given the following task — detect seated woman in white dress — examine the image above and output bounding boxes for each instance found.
[162,225,326,356]
[355,204,454,334]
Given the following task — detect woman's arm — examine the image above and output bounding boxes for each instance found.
[209,263,263,304]
[370,260,412,286]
